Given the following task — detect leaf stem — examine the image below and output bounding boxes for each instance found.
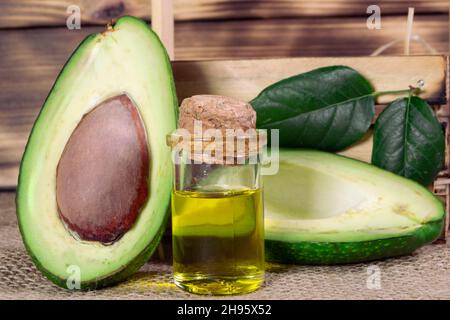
[373,87,420,98]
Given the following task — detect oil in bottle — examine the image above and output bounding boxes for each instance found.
[172,188,264,295]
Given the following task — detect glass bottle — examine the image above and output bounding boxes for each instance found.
[167,129,266,295]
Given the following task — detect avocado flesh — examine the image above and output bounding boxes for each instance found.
[16,16,177,288]
[265,149,445,264]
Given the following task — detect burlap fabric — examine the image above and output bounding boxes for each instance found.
[1,192,450,300]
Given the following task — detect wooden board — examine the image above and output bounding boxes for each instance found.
[0,15,447,60]
[0,54,447,188]
[0,0,448,28]
[173,56,447,104]
[338,130,373,163]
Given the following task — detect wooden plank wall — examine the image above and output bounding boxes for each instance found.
[0,0,449,188]
[1,1,449,27]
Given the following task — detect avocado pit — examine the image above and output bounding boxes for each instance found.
[56,94,149,244]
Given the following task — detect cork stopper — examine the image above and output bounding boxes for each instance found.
[178,95,256,132]
[168,95,265,164]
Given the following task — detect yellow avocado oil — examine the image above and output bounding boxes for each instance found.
[172,188,264,295]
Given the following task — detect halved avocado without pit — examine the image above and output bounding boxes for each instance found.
[16,16,177,289]
[265,149,445,264]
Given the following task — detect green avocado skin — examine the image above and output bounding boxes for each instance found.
[20,214,168,290]
[265,220,444,265]
[16,16,177,290]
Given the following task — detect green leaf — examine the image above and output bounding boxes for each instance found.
[372,96,445,186]
[251,66,375,151]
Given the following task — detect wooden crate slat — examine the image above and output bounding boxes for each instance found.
[0,0,449,28]
[173,56,447,104]
[0,0,150,29]
[337,130,373,163]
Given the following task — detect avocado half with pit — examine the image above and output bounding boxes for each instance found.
[265,149,445,264]
[16,16,177,289]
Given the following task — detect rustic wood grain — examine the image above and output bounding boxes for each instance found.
[337,130,373,163]
[1,0,449,28]
[0,15,447,60]
[152,0,174,59]
[0,15,448,188]
[173,56,447,104]
[0,0,149,29]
